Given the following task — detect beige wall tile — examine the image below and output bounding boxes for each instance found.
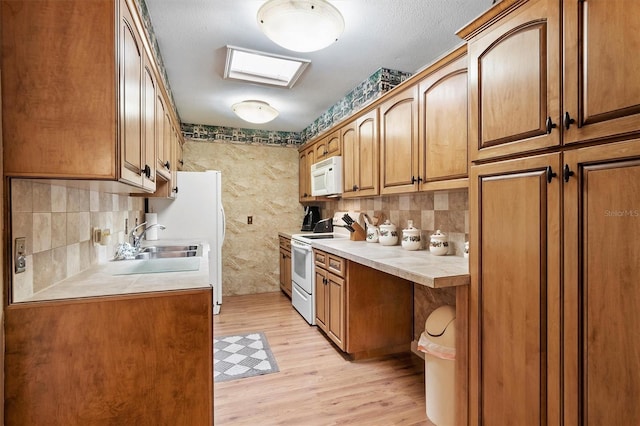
[33,250,54,293]
[434,192,449,210]
[32,182,52,212]
[51,185,67,212]
[12,255,34,302]
[12,213,33,256]
[11,180,32,213]
[51,213,67,248]
[67,243,80,277]
[32,213,52,253]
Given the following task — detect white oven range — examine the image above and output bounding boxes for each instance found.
[290,228,350,325]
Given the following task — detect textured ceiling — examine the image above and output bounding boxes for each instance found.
[143,0,492,132]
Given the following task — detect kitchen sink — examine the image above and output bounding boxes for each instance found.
[135,244,202,259]
[109,243,204,275]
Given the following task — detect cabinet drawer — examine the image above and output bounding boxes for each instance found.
[314,250,327,268]
[279,236,291,250]
[327,254,346,277]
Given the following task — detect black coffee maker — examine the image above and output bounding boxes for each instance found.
[301,206,320,231]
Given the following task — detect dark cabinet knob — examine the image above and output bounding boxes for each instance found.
[172,187,178,193]
[141,164,151,178]
[546,166,557,183]
[164,161,171,170]
[563,164,575,182]
[179,159,184,166]
[564,112,576,130]
[411,176,423,184]
[545,117,557,134]
[352,184,359,191]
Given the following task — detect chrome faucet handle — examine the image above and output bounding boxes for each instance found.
[129,221,148,247]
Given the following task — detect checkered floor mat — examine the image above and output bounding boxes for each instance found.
[214,332,279,383]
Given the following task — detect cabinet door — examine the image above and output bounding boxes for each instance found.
[355,109,379,197]
[315,268,328,332]
[469,152,561,425]
[341,121,358,197]
[380,85,419,195]
[141,54,156,191]
[563,1,640,144]
[119,0,144,187]
[315,139,327,161]
[279,247,292,298]
[419,53,468,190]
[326,130,341,157]
[155,95,170,180]
[563,139,640,425]
[299,147,315,202]
[327,272,345,350]
[467,0,560,161]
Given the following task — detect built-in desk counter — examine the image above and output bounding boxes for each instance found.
[278,231,469,288]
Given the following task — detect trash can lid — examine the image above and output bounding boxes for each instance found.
[425,305,456,337]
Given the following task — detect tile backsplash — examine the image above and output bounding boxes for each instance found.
[10,179,144,302]
[321,190,469,255]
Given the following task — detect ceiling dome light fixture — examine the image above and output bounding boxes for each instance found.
[257,0,345,53]
[232,100,279,124]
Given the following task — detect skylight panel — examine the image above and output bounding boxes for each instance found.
[224,46,310,88]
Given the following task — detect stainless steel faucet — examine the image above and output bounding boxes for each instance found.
[129,221,166,249]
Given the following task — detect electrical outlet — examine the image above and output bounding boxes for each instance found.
[15,237,26,274]
[247,216,253,225]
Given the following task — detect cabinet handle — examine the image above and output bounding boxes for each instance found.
[172,186,178,193]
[179,159,184,166]
[546,166,557,183]
[141,164,151,178]
[352,184,359,191]
[563,164,575,182]
[564,112,575,130]
[164,161,171,170]
[411,176,423,184]
[545,117,557,134]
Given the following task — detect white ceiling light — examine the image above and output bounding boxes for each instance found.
[232,100,279,124]
[257,0,345,53]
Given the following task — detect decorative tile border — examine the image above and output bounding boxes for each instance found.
[181,124,302,146]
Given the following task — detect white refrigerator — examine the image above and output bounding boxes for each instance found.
[148,171,225,314]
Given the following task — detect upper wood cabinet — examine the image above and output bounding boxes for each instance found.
[379,85,420,195]
[298,145,315,202]
[315,130,341,161]
[418,48,468,191]
[463,0,561,161]
[0,0,178,193]
[342,109,379,198]
[462,0,640,161]
[563,0,640,144]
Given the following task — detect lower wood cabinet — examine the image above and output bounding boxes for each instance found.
[470,138,640,425]
[5,289,213,425]
[563,139,640,425]
[313,249,413,358]
[279,236,292,298]
[470,152,562,425]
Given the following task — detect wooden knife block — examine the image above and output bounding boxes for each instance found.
[350,223,366,241]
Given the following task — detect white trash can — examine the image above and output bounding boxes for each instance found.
[418,305,456,426]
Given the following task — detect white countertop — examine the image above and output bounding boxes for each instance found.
[280,231,469,288]
[19,239,211,303]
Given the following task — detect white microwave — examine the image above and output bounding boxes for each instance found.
[311,156,343,197]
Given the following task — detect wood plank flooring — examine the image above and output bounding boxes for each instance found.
[213,292,433,425]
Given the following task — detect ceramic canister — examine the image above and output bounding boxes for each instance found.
[429,229,449,256]
[366,224,379,243]
[378,220,398,246]
[401,220,421,251]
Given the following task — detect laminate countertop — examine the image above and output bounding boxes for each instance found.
[18,240,211,304]
[279,231,469,289]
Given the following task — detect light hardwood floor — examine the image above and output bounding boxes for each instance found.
[213,291,433,425]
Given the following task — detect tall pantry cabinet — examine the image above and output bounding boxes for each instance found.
[459,0,640,424]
